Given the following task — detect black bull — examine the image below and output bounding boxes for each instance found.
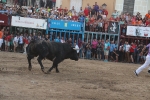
[26,40,79,74]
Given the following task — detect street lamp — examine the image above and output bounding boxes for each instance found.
[102,3,107,9]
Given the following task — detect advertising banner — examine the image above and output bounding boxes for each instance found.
[11,16,47,29]
[126,26,150,37]
[48,19,82,31]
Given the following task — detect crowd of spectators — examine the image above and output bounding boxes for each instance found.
[0,1,150,64]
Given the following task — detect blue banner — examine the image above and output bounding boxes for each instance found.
[48,19,82,31]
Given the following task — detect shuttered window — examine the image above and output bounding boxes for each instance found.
[123,0,135,15]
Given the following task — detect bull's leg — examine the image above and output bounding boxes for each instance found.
[47,57,62,74]
[55,65,59,73]
[37,56,45,73]
[27,56,34,71]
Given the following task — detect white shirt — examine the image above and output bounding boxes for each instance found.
[75,45,79,53]
[19,36,23,44]
[13,36,19,43]
[125,44,130,52]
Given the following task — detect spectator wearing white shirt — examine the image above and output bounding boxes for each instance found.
[74,43,79,54]
[61,37,65,43]
[13,35,19,52]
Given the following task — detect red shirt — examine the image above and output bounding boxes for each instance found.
[130,45,136,53]
[84,8,89,16]
[146,20,150,26]
[72,15,78,20]
[64,8,68,13]
[5,35,11,41]
[23,38,29,44]
[57,8,63,12]
[103,10,108,16]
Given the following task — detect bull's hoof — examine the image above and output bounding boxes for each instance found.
[28,67,32,71]
[41,68,45,73]
[56,71,59,73]
[45,71,51,74]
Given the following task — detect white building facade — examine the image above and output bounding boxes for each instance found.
[115,0,150,17]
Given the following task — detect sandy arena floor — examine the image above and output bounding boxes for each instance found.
[0,52,150,100]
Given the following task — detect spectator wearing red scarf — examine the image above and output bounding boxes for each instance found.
[84,7,89,16]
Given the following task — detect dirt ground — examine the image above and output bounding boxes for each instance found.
[0,52,150,100]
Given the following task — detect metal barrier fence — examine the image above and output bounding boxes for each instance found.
[1,15,121,47]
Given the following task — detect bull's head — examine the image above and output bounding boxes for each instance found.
[69,47,79,61]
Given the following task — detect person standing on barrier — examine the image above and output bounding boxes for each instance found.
[134,43,150,76]
[94,2,99,15]
[0,28,4,51]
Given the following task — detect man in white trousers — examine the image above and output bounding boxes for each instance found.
[134,43,150,76]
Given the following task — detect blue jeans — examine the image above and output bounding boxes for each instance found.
[137,54,141,63]
[86,50,91,59]
[79,49,82,58]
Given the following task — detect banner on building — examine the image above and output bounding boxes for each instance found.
[48,19,82,31]
[0,14,10,26]
[11,16,47,29]
[108,21,119,34]
[126,26,150,37]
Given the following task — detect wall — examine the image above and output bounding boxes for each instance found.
[133,0,150,17]
[148,0,150,11]
[61,0,70,9]
[115,0,124,15]
[60,0,116,18]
